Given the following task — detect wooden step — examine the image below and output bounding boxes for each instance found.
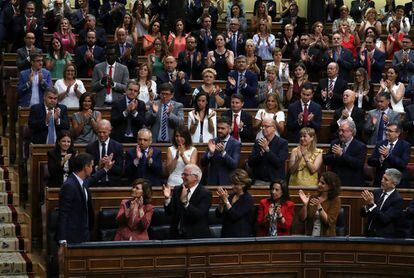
[0,252,32,275]
[0,237,31,252]
[0,223,30,238]
[0,192,20,206]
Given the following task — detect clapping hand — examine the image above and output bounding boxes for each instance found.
[216,186,229,203]
[228,76,236,87]
[151,101,159,113]
[299,190,310,206]
[180,185,189,204]
[208,139,216,153]
[361,189,374,206]
[162,184,172,199]
[54,107,61,121]
[332,144,343,156]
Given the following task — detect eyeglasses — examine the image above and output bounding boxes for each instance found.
[261,125,274,129]
[181,173,196,177]
[385,129,398,133]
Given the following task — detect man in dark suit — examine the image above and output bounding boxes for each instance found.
[201,117,241,185]
[156,56,192,107]
[110,81,146,143]
[248,119,289,185]
[114,27,138,78]
[392,35,414,83]
[16,32,42,71]
[291,34,322,81]
[351,0,375,23]
[402,103,414,145]
[177,36,204,81]
[281,2,306,37]
[323,120,367,186]
[57,153,114,249]
[405,1,414,25]
[225,18,247,58]
[17,52,53,107]
[195,0,218,30]
[357,34,386,83]
[330,89,365,141]
[98,0,125,34]
[226,55,258,108]
[85,119,124,186]
[287,82,322,143]
[1,0,23,48]
[368,123,411,188]
[125,128,163,187]
[70,0,90,31]
[361,168,404,237]
[322,33,355,82]
[44,0,71,33]
[77,14,107,47]
[190,15,217,59]
[315,62,348,110]
[163,164,212,239]
[28,87,70,144]
[222,93,254,142]
[74,30,105,78]
[406,198,414,238]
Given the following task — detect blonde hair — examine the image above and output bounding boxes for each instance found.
[202,68,217,77]
[299,127,317,152]
[365,7,377,19]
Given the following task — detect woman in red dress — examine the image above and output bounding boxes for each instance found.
[114,179,154,241]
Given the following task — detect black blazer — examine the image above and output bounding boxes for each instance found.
[322,47,355,82]
[330,106,365,141]
[357,49,386,83]
[98,1,125,34]
[114,42,138,78]
[57,170,106,243]
[287,100,322,143]
[74,44,105,78]
[78,27,107,48]
[28,104,70,144]
[164,184,212,239]
[12,13,44,51]
[402,104,414,146]
[225,31,247,57]
[323,138,367,186]
[156,71,192,107]
[177,50,204,81]
[110,97,146,143]
[291,47,322,81]
[281,15,306,37]
[124,147,163,187]
[360,189,404,238]
[47,148,76,187]
[315,77,348,110]
[216,192,254,237]
[222,110,254,142]
[85,139,124,186]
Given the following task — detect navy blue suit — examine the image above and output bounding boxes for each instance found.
[17,68,52,107]
[156,71,192,107]
[222,110,254,142]
[357,49,386,83]
[330,106,365,142]
[124,147,163,187]
[200,137,241,185]
[74,44,105,78]
[78,27,107,48]
[361,189,404,238]
[323,138,367,186]
[226,70,258,108]
[367,139,411,188]
[57,170,106,243]
[322,47,355,82]
[28,104,70,144]
[164,184,212,239]
[248,135,289,182]
[287,100,322,143]
[85,139,124,186]
[315,77,348,110]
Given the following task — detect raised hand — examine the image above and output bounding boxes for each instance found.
[299,190,310,206]
[162,184,172,199]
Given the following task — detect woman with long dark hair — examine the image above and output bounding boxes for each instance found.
[45,37,72,78]
[137,63,157,105]
[116,12,138,46]
[378,66,405,113]
[142,20,162,55]
[353,67,373,110]
[188,91,216,143]
[206,33,234,81]
[71,93,102,143]
[167,18,188,58]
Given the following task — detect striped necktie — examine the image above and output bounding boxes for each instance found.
[161,104,168,141]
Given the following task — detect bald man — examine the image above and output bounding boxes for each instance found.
[85,119,124,186]
[114,28,138,78]
[330,89,365,141]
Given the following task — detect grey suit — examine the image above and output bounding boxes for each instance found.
[145,100,184,142]
[91,61,129,107]
[392,50,414,83]
[16,47,42,71]
[364,109,401,145]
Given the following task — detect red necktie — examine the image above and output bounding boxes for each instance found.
[233,114,239,140]
[87,47,93,77]
[303,103,309,126]
[367,52,372,81]
[106,66,113,94]
[26,18,31,32]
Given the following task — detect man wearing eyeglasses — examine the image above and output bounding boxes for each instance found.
[368,123,410,188]
[163,164,212,239]
[392,35,414,83]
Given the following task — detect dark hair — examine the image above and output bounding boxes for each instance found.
[132,0,146,18]
[131,178,152,204]
[377,90,391,100]
[217,116,231,126]
[173,18,185,35]
[231,93,244,102]
[72,153,94,172]
[395,4,404,12]
[321,171,341,200]
[230,3,245,18]
[137,62,152,82]
[44,86,58,96]
[172,125,193,148]
[153,37,168,59]
[214,33,226,47]
[158,82,174,93]
[120,12,134,34]
[387,122,402,133]
[388,20,401,33]
[385,0,396,12]
[78,92,95,111]
[194,91,211,115]
[365,27,379,39]
[230,169,251,193]
[105,44,117,54]
[48,37,65,60]
[149,20,161,35]
[302,82,314,91]
[54,130,75,153]
[63,63,77,80]
[269,180,290,204]
[387,66,400,85]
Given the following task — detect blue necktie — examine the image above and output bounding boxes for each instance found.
[232,34,237,57]
[47,109,56,144]
[377,111,385,142]
[161,104,168,142]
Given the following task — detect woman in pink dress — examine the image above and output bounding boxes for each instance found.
[53,17,76,54]
[167,18,188,58]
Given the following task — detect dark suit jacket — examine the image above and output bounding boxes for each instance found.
[85,139,124,186]
[392,50,414,83]
[367,139,411,187]
[57,170,106,243]
[361,189,404,238]
[248,135,289,182]
[28,103,70,144]
[281,15,306,37]
[156,71,192,107]
[195,5,218,30]
[323,138,367,186]
[12,14,43,51]
[330,106,365,141]
[315,77,348,110]
[110,97,146,143]
[402,104,414,146]
[291,47,322,81]
[47,147,76,187]
[164,184,212,239]
[190,29,217,57]
[406,199,414,238]
[17,68,53,107]
[124,147,163,187]
[200,137,241,185]
[287,100,322,143]
[78,27,107,48]
[74,44,105,78]
[216,192,254,237]
[225,31,247,57]
[177,50,204,81]
[322,47,355,81]
[115,42,138,78]
[226,70,258,108]
[16,46,43,71]
[98,1,125,34]
[222,110,254,142]
[357,49,386,83]
[44,8,72,33]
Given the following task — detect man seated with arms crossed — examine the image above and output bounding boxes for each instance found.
[163,164,212,239]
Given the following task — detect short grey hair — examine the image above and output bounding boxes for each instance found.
[185,164,202,181]
[137,128,152,138]
[341,119,356,136]
[384,168,402,185]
